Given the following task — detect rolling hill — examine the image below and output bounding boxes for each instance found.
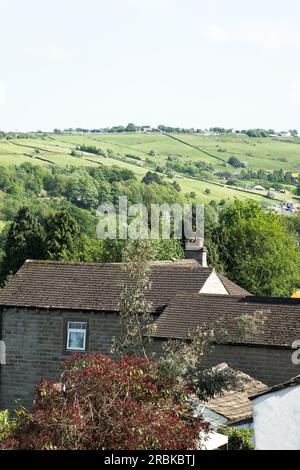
[1,131,300,205]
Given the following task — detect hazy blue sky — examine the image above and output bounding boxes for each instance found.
[0,0,300,131]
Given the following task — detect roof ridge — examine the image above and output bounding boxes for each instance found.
[24,259,212,270]
[171,292,246,299]
[170,291,300,304]
[24,259,123,267]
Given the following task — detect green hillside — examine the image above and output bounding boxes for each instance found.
[1,132,300,204]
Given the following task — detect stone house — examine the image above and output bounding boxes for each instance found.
[0,248,300,410]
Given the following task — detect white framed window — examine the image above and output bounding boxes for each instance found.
[66,322,87,351]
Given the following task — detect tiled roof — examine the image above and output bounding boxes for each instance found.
[206,363,267,423]
[0,259,248,312]
[218,274,250,297]
[250,375,300,401]
[151,292,300,347]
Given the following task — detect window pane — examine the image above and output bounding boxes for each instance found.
[68,322,86,330]
[68,331,85,350]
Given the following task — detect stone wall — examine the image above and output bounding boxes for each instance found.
[1,307,300,411]
[0,307,121,410]
[148,339,300,386]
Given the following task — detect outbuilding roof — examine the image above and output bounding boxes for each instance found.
[206,363,267,423]
[250,375,300,400]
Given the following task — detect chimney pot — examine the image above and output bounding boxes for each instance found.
[185,238,208,267]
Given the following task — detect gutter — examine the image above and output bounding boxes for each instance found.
[150,336,294,350]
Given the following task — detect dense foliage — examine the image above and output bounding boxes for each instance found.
[207,200,300,296]
[0,206,184,281]
[0,159,298,296]
[219,427,254,450]
[0,354,207,450]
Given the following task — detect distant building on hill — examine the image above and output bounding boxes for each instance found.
[141,126,162,134]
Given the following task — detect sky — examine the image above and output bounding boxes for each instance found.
[0,0,300,131]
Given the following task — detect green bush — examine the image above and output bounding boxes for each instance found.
[0,410,12,440]
[218,427,254,450]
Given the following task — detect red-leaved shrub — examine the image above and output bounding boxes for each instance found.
[1,354,207,450]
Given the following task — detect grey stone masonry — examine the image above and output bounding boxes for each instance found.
[0,307,121,410]
[148,340,300,387]
[2,307,300,411]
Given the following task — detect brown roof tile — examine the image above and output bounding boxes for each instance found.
[205,363,267,423]
[151,292,300,347]
[0,260,247,312]
[250,375,300,400]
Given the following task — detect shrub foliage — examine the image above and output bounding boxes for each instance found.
[1,354,208,450]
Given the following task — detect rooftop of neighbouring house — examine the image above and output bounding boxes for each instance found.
[150,291,300,348]
[249,375,300,401]
[0,259,249,313]
[205,363,268,424]
[1,259,300,349]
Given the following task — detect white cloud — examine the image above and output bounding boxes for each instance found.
[0,81,6,105]
[203,21,300,50]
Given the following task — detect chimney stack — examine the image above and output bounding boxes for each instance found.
[185,238,208,267]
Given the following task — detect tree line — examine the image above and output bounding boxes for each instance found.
[2,198,300,298]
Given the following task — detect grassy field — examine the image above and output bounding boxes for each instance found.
[1,132,299,204]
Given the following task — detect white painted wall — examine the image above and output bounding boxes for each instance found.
[200,271,229,295]
[252,384,300,450]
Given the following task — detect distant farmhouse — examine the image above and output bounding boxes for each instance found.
[141,126,162,133]
[0,241,300,415]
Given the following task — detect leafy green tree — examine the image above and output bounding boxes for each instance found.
[101,238,127,263]
[142,171,164,186]
[151,239,184,261]
[65,175,99,210]
[228,156,241,168]
[208,200,300,296]
[77,235,103,262]
[1,207,45,278]
[125,123,138,132]
[44,208,81,261]
[171,181,181,192]
[101,238,184,263]
[114,239,155,359]
[289,129,298,137]
[114,239,261,417]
